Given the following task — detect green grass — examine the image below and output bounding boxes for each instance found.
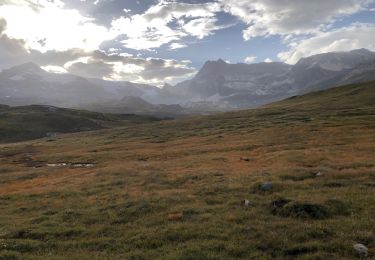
[0,81,374,259]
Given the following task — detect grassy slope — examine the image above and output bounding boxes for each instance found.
[0,105,159,143]
[0,81,374,259]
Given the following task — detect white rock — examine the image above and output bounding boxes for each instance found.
[353,243,368,257]
[244,200,251,207]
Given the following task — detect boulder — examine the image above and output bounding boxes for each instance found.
[353,243,368,257]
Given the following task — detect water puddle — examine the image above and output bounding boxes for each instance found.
[46,162,95,168]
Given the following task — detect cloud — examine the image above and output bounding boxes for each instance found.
[41,65,67,74]
[141,1,220,22]
[0,18,196,85]
[169,42,187,50]
[110,1,226,50]
[48,51,197,85]
[98,56,197,85]
[221,0,373,40]
[181,17,230,39]
[264,58,273,63]
[244,56,257,64]
[0,0,114,52]
[0,18,31,69]
[278,23,375,64]
[50,52,198,85]
[66,59,114,79]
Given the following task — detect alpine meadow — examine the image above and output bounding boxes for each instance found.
[0,0,375,259]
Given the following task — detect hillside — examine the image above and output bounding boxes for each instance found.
[0,81,374,259]
[82,96,189,118]
[0,105,159,143]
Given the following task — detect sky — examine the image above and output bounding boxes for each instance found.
[0,0,375,86]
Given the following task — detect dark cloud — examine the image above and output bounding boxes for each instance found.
[0,19,30,69]
[0,18,6,33]
[55,50,196,84]
[141,62,196,80]
[31,49,91,67]
[66,59,114,79]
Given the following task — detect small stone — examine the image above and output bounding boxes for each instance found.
[244,200,252,207]
[353,243,368,257]
[316,172,323,177]
[261,182,273,191]
[240,157,251,162]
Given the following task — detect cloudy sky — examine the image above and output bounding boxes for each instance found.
[0,0,375,85]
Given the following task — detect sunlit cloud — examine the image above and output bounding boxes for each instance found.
[41,65,68,74]
[244,56,257,64]
[221,0,374,40]
[169,42,188,50]
[0,0,114,52]
[110,1,225,50]
[278,23,375,64]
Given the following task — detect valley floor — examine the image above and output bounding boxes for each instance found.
[0,82,374,259]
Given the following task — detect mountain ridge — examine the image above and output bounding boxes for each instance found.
[169,49,375,108]
[1,49,375,113]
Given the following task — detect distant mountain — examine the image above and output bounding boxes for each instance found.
[83,96,196,118]
[86,78,172,104]
[294,48,375,72]
[1,49,375,113]
[163,60,293,108]
[0,63,111,107]
[164,49,375,108]
[0,63,159,107]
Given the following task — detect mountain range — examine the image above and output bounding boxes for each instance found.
[1,48,375,114]
[164,48,375,108]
